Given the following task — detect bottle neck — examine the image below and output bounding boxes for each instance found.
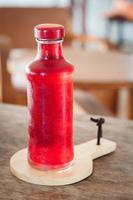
[36,39,64,60]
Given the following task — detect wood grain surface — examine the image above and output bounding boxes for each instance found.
[0,104,133,200]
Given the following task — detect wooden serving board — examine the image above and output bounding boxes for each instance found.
[10,138,116,186]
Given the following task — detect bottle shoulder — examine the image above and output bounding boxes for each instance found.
[26,58,74,75]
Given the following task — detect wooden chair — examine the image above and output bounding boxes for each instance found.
[0,36,27,105]
[0,36,14,103]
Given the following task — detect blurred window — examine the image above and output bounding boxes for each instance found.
[0,0,70,7]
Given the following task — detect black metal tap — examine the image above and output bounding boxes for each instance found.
[90,117,105,145]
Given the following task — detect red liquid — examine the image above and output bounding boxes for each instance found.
[26,42,74,170]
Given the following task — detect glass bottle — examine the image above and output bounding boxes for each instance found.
[26,24,74,170]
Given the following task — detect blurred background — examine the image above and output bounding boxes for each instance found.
[0,0,133,119]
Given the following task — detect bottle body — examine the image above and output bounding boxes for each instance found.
[27,57,74,170]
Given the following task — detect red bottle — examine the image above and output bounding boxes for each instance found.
[26,24,74,170]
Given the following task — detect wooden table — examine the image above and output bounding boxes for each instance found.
[0,103,133,199]
[8,48,133,88]
[7,48,133,118]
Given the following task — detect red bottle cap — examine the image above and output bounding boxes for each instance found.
[34,23,65,40]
